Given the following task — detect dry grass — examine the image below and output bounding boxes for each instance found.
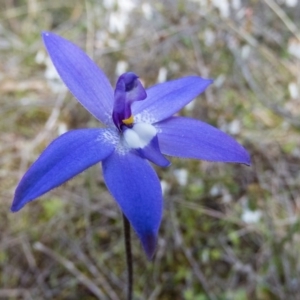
[1,0,300,299]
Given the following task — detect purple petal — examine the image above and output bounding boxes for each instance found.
[132,76,213,122]
[12,129,115,212]
[42,32,114,124]
[136,135,170,167]
[157,117,251,164]
[102,151,163,259]
[115,72,147,104]
[113,72,147,129]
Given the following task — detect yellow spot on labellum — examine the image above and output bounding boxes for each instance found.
[122,115,134,125]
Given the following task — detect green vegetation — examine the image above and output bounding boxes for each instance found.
[1,0,300,299]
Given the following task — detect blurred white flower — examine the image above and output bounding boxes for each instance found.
[118,0,135,11]
[115,61,128,76]
[157,67,168,83]
[106,0,136,33]
[228,119,241,135]
[241,45,251,59]
[231,0,241,10]
[288,82,299,99]
[214,74,226,88]
[185,99,196,111]
[241,208,262,224]
[142,3,153,20]
[210,184,222,196]
[288,38,300,60]
[173,169,188,186]
[160,180,170,195]
[285,0,298,7]
[212,0,230,18]
[103,0,114,9]
[57,122,68,135]
[204,28,216,47]
[35,49,46,64]
[109,12,128,34]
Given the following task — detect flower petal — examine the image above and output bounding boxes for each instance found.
[102,151,163,259]
[132,76,213,122]
[42,32,114,124]
[136,135,170,167]
[113,72,147,129]
[157,117,251,165]
[12,129,115,212]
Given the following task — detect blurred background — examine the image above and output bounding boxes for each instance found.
[1,0,300,299]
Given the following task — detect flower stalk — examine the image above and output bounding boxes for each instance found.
[123,214,133,300]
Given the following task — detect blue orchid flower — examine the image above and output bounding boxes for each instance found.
[11,32,250,259]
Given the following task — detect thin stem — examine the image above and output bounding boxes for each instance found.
[123,214,133,300]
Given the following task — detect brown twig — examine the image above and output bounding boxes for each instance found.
[33,242,108,300]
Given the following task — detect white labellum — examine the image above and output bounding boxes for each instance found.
[123,123,157,149]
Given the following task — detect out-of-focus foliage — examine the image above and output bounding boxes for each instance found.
[1,0,300,299]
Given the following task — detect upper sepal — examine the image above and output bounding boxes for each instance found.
[42,32,114,124]
[12,129,115,212]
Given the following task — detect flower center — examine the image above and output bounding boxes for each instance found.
[123,123,157,149]
[123,122,170,167]
[122,114,134,126]
[112,72,170,167]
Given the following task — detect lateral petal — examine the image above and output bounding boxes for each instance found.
[102,151,163,259]
[132,76,213,122]
[12,129,115,212]
[136,136,170,167]
[157,117,251,165]
[42,32,114,124]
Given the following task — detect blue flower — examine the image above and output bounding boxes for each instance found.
[11,32,250,259]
